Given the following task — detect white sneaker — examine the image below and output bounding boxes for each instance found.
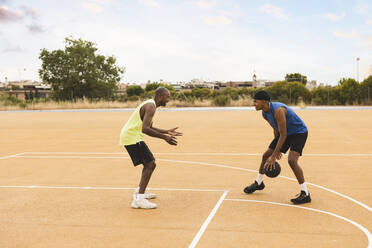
[134,187,156,199]
[131,195,157,209]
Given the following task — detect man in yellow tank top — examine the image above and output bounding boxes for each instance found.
[120,87,182,209]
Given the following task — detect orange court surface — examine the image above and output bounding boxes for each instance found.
[0,108,372,248]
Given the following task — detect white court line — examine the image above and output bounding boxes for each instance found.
[9,154,372,212]
[0,185,225,192]
[225,199,372,248]
[189,190,229,248]
[15,155,129,159]
[18,152,372,157]
[0,152,26,160]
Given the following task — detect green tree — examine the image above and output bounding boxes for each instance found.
[360,76,372,104]
[311,86,335,105]
[145,82,174,92]
[338,78,361,105]
[285,73,307,85]
[39,37,124,101]
[126,85,144,97]
[266,81,311,104]
[191,87,212,100]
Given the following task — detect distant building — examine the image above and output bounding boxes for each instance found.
[226,81,253,88]
[306,80,317,90]
[4,80,51,100]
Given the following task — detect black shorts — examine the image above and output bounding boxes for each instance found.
[124,141,155,166]
[269,132,308,156]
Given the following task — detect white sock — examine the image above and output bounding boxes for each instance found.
[136,193,145,199]
[300,183,309,195]
[256,173,264,185]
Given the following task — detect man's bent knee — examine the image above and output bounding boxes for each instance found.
[288,158,297,167]
[144,161,156,170]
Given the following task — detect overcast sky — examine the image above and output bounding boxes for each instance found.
[0,0,371,85]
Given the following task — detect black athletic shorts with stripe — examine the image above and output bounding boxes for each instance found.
[124,141,155,166]
[269,132,308,156]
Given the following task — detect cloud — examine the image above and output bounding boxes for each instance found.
[204,15,232,26]
[260,3,288,20]
[0,6,22,23]
[366,20,372,26]
[325,12,346,22]
[333,30,359,39]
[82,2,103,13]
[354,1,369,14]
[27,23,45,33]
[20,6,39,19]
[219,9,242,18]
[3,45,24,53]
[195,0,216,9]
[138,0,159,7]
[361,36,372,50]
[333,30,372,50]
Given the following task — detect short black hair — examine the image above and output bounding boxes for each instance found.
[253,90,270,101]
[155,87,169,98]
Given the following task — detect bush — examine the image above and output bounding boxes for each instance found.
[0,95,23,106]
[213,95,231,106]
[128,95,140,101]
[126,85,144,97]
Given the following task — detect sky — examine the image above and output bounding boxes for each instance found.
[0,0,371,85]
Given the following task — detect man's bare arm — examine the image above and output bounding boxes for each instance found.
[141,104,167,139]
[272,107,287,155]
[141,103,178,145]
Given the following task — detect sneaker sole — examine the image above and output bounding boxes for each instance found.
[291,199,311,205]
[131,204,157,209]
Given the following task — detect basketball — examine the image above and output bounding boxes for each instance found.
[264,162,281,178]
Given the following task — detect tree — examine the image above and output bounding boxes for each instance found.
[145,82,174,92]
[360,76,372,104]
[338,78,361,105]
[191,87,212,100]
[126,85,144,97]
[285,73,307,85]
[39,37,125,101]
[266,81,311,104]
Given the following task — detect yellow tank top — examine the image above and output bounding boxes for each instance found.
[120,99,156,146]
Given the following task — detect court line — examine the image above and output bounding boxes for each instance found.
[15,155,130,159]
[225,199,372,248]
[0,153,27,160]
[8,154,372,212]
[0,185,226,192]
[17,152,372,157]
[189,190,229,248]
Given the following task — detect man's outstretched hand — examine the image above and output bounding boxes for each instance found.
[167,127,183,136]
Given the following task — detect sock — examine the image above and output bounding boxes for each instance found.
[300,183,309,195]
[256,173,264,185]
[136,193,145,199]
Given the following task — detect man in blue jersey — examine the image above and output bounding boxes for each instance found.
[244,90,311,204]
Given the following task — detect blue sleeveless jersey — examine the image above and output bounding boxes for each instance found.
[262,102,307,135]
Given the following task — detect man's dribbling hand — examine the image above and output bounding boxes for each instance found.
[264,156,276,171]
[273,151,282,160]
